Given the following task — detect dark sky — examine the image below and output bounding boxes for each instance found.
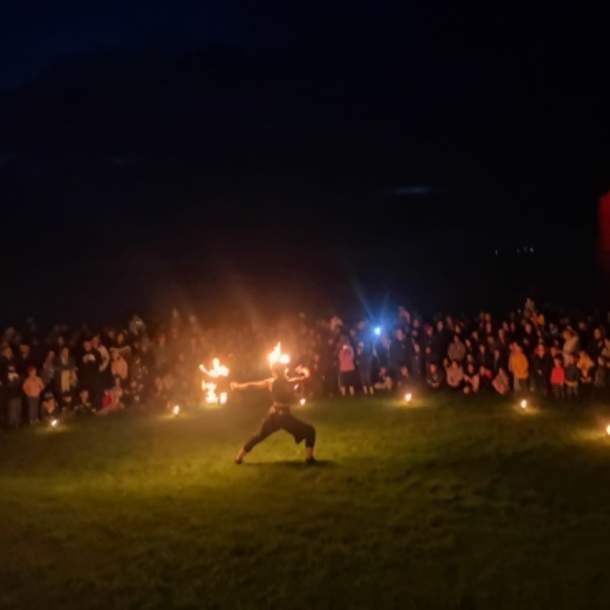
[0,2,609,321]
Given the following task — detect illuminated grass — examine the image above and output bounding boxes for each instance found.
[2,393,610,609]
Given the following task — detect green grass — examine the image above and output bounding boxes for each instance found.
[3,392,610,610]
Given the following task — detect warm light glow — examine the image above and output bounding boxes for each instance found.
[268,342,290,366]
[200,358,230,405]
[50,418,59,428]
[520,399,528,409]
[404,392,412,403]
[606,424,610,436]
[199,358,229,378]
[172,405,180,416]
[299,398,306,406]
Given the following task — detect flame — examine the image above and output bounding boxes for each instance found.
[199,357,229,378]
[200,358,230,406]
[268,342,290,366]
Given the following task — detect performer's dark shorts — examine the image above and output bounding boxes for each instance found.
[244,406,316,452]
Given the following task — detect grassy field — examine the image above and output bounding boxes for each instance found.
[3,392,610,610]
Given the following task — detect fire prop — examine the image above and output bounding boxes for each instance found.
[199,358,230,406]
[268,342,290,366]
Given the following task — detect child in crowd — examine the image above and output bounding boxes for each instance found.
[445,359,464,390]
[426,362,444,390]
[22,366,45,423]
[550,356,565,400]
[74,388,94,415]
[41,391,59,420]
[492,367,510,395]
[463,362,480,394]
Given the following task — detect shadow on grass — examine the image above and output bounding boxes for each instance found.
[241,459,336,469]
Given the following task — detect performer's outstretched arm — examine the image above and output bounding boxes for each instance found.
[231,378,272,391]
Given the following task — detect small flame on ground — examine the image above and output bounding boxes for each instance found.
[404,392,412,403]
[520,399,528,409]
[299,398,306,406]
[172,405,180,416]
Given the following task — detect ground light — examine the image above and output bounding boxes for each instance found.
[606,424,610,436]
[299,398,306,406]
[50,418,60,428]
[520,399,528,410]
[404,392,413,404]
[172,405,181,416]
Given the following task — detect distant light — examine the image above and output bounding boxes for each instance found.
[299,398,306,406]
[219,392,228,405]
[404,392,413,403]
[494,249,499,255]
[520,399,527,409]
[50,418,59,428]
[374,326,382,336]
[606,424,610,436]
[172,405,181,416]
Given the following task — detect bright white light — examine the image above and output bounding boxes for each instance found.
[404,392,412,403]
[50,418,59,428]
[219,392,228,405]
[520,399,527,409]
[299,398,306,406]
[172,405,180,416]
[606,424,610,436]
[374,326,382,336]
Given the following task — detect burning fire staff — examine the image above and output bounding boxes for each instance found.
[231,343,316,464]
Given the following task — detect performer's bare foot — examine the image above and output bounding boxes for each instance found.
[235,448,247,464]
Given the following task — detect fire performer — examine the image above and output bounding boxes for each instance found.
[231,344,316,464]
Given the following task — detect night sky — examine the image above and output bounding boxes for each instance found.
[0,3,608,323]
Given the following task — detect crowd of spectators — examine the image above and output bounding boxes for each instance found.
[1,299,608,429]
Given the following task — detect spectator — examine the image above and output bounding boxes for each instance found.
[338,338,357,397]
[508,343,529,394]
[531,344,552,396]
[110,348,129,381]
[492,367,510,395]
[565,354,580,401]
[5,364,22,428]
[447,335,466,363]
[550,356,565,400]
[22,366,44,424]
[426,362,444,390]
[445,359,464,390]
[463,362,480,394]
[356,341,375,395]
